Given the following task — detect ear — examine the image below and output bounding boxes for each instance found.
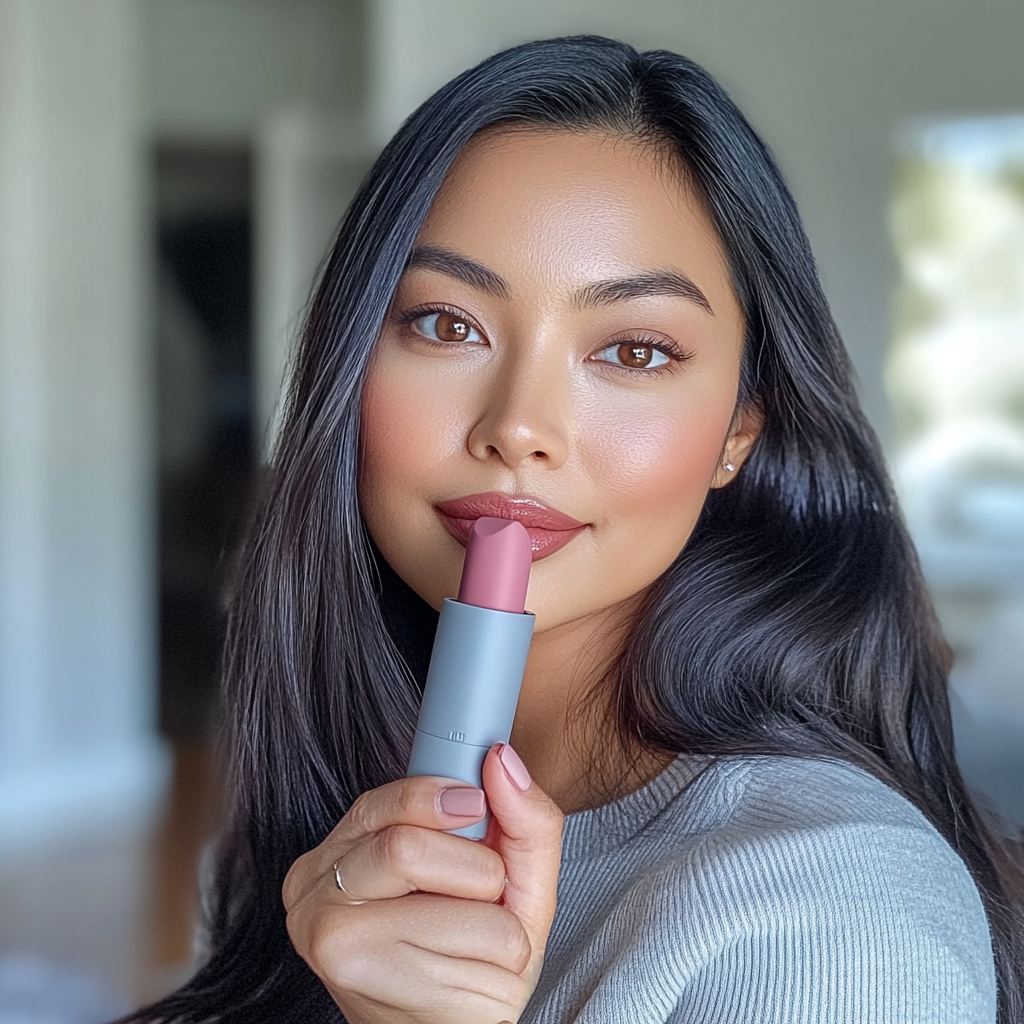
[710,401,764,489]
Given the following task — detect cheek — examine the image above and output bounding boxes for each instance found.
[573,399,729,605]
[583,397,731,522]
[359,374,405,507]
[359,360,475,609]
[359,361,460,503]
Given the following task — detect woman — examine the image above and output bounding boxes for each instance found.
[125,36,1022,1024]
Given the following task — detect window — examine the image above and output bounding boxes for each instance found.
[888,117,1024,824]
[888,116,1024,548]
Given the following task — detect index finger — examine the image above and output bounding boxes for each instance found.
[283,775,488,910]
[320,774,486,870]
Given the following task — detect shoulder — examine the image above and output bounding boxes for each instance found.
[667,753,977,878]
[648,755,997,1022]
[701,755,983,898]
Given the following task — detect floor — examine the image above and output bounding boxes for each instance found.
[0,741,217,1014]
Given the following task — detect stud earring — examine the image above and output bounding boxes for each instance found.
[723,462,735,472]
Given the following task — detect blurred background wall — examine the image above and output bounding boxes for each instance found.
[1,0,1021,1011]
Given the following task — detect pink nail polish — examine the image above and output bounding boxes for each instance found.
[439,787,486,817]
[498,744,531,792]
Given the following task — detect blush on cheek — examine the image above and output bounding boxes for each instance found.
[357,366,428,525]
[359,377,402,481]
[358,358,466,521]
[361,356,427,455]
[590,406,729,521]
[575,409,727,610]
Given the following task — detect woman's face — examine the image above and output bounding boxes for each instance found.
[359,129,759,632]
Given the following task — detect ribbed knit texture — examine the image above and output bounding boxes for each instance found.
[522,755,997,1023]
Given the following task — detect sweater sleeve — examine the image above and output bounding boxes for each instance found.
[660,772,998,1024]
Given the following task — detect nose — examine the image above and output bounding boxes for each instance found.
[466,350,570,470]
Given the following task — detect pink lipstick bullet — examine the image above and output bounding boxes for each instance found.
[457,517,532,613]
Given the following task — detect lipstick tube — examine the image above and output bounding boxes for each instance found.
[407,517,534,839]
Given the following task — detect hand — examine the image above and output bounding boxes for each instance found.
[282,743,564,1024]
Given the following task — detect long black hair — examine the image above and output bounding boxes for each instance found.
[125,35,1024,1023]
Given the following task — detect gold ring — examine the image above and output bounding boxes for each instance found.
[332,860,368,904]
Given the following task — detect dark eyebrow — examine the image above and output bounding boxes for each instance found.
[406,244,510,299]
[573,271,714,315]
[405,245,713,315]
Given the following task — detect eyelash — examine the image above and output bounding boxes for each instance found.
[391,303,694,375]
[392,304,482,341]
[599,333,692,375]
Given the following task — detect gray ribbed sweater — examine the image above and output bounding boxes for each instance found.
[521,755,997,1023]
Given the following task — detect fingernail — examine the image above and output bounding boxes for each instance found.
[498,744,531,792]
[438,787,485,817]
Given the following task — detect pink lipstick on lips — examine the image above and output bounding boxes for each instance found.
[406,517,535,839]
[436,492,587,561]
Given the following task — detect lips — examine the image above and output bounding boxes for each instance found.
[435,492,588,561]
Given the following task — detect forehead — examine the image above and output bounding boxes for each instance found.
[416,129,735,305]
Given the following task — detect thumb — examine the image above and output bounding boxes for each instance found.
[481,744,564,958]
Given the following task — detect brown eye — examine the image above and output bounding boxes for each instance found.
[436,312,471,342]
[411,310,483,344]
[618,343,654,368]
[593,340,673,371]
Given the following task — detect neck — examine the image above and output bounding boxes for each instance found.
[509,596,673,814]
[376,553,672,813]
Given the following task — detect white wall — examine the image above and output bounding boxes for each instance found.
[369,0,1024,446]
[0,0,166,851]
